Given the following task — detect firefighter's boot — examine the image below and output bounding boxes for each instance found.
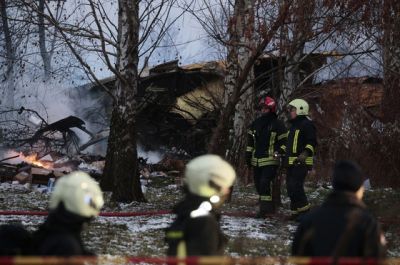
[256,197,275,218]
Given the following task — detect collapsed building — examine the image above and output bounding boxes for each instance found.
[0,54,389,186]
[72,53,330,156]
[3,54,387,180]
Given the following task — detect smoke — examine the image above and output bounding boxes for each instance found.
[8,78,100,153]
[0,149,25,164]
[137,145,163,164]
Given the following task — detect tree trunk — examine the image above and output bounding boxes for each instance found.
[382,0,400,123]
[229,0,255,180]
[0,0,15,108]
[208,101,237,157]
[208,1,291,171]
[208,0,255,182]
[38,0,52,79]
[101,0,144,202]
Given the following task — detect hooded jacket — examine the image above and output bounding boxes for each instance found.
[292,191,386,257]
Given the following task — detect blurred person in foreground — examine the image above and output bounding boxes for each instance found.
[165,154,236,257]
[292,160,386,257]
[33,171,104,256]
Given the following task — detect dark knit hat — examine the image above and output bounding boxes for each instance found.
[332,160,364,192]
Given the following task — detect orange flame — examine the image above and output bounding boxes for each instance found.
[20,153,53,169]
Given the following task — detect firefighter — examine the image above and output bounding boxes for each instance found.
[32,171,104,256]
[285,98,316,218]
[165,154,236,257]
[292,160,386,257]
[246,96,286,216]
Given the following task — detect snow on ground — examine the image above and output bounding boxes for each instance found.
[1,180,400,257]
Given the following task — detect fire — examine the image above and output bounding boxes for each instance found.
[19,153,53,169]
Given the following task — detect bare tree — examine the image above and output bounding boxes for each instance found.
[382,0,400,123]
[202,1,291,159]
[0,0,15,108]
[20,0,186,201]
[278,0,315,112]
[37,0,64,79]
[99,0,143,202]
[37,0,51,78]
[186,1,294,174]
[224,0,256,177]
[186,0,381,182]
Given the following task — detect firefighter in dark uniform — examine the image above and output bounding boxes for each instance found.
[292,160,386,257]
[285,99,316,218]
[246,96,286,216]
[32,171,104,256]
[165,155,236,257]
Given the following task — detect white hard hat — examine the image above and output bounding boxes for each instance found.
[184,154,236,198]
[49,171,104,218]
[289,98,309,116]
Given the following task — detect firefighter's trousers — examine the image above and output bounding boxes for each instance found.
[254,166,278,215]
[286,165,310,213]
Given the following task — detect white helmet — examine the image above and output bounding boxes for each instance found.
[289,98,309,116]
[49,171,104,218]
[184,154,236,198]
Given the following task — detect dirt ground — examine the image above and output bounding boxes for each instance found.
[0,177,399,258]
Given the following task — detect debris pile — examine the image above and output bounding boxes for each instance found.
[0,151,105,187]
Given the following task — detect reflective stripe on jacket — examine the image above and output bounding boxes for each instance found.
[246,113,286,167]
[285,116,317,167]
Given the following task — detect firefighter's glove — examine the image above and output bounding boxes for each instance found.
[295,151,308,165]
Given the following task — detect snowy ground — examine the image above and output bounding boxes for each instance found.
[0,179,399,257]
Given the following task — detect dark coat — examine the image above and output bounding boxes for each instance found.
[32,204,93,256]
[166,194,227,256]
[246,113,287,167]
[285,116,317,168]
[292,191,386,257]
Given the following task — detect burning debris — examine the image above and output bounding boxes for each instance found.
[0,145,188,196]
[0,150,106,188]
[0,107,190,192]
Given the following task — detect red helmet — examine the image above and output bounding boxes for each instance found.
[259,96,276,113]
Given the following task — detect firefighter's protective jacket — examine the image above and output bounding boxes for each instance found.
[165,194,227,257]
[246,113,287,167]
[285,116,317,167]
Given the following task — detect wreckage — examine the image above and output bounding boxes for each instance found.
[0,55,330,157]
[0,54,386,187]
[21,115,93,149]
[72,54,329,155]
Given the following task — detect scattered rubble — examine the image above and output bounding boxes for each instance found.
[0,147,188,195]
